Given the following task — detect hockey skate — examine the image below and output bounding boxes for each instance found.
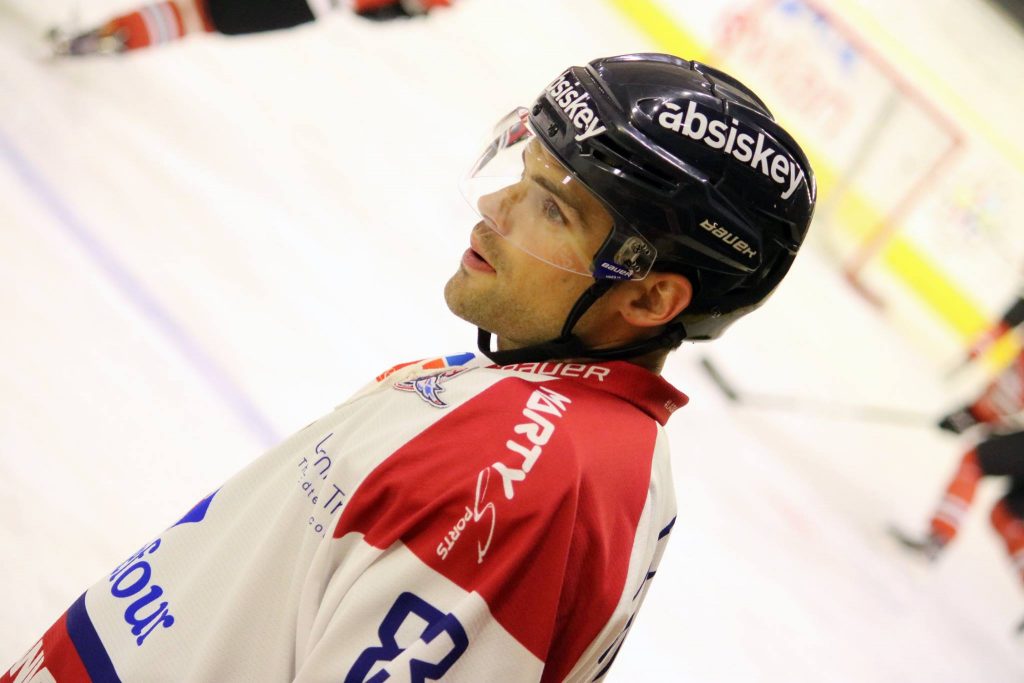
[887,525,946,562]
[46,25,127,57]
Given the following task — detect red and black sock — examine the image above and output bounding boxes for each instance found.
[102,1,213,51]
[929,449,983,545]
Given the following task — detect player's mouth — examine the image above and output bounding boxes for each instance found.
[463,229,496,274]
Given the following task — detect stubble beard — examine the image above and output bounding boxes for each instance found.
[443,267,557,350]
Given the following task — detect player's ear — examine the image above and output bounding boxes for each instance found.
[615,272,692,329]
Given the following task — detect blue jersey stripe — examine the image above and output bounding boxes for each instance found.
[172,489,219,527]
[658,516,676,539]
[67,593,122,683]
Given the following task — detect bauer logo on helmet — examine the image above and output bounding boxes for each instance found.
[700,219,757,260]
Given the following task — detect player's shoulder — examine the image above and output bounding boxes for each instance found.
[470,373,657,489]
[467,368,624,440]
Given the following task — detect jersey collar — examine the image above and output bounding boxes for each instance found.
[494,359,687,425]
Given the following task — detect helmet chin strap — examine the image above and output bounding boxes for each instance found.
[477,280,688,366]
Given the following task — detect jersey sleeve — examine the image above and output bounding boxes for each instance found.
[967,352,1024,427]
[291,376,670,682]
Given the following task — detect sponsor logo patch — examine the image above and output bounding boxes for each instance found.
[545,72,607,142]
[500,361,610,382]
[108,540,176,646]
[491,385,572,500]
[6,640,52,683]
[435,468,496,564]
[394,367,473,408]
[657,100,806,200]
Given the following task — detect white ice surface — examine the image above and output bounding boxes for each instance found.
[2,0,1023,680]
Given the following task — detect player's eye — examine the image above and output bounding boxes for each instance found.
[543,197,567,225]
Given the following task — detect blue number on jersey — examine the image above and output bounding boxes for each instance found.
[345,592,469,683]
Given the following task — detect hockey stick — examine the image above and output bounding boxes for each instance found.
[699,356,934,428]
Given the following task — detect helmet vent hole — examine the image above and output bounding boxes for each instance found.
[589,139,676,193]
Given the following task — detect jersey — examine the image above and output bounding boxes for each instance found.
[945,288,1024,431]
[968,352,1024,430]
[3,352,685,683]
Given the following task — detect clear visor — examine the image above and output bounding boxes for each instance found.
[460,107,655,280]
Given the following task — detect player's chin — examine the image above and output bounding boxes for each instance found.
[443,273,478,318]
[444,279,503,329]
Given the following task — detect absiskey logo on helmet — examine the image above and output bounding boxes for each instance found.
[546,73,607,142]
[658,101,806,200]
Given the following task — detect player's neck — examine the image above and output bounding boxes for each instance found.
[622,349,667,375]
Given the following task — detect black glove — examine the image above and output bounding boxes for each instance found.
[937,406,979,434]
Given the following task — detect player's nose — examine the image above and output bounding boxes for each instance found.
[477,186,518,236]
[477,189,501,218]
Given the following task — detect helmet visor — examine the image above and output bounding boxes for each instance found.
[460,108,656,280]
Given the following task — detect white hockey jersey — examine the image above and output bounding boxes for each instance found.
[4,353,685,683]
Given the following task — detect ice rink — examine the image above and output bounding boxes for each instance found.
[2,0,1024,679]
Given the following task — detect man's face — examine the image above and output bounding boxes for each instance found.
[444,139,615,349]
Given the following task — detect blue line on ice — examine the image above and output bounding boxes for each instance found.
[0,128,280,447]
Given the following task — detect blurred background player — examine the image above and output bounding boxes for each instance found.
[892,288,1024,629]
[47,0,452,56]
[937,285,1024,435]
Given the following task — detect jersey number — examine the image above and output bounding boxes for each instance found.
[345,592,468,683]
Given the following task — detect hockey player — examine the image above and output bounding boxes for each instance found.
[2,55,815,681]
[48,0,452,57]
[892,430,1024,566]
[940,287,1024,433]
[893,290,1024,627]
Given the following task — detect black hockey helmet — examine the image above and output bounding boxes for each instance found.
[469,53,816,363]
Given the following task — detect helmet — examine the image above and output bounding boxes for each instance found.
[472,53,816,363]
[532,53,815,338]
